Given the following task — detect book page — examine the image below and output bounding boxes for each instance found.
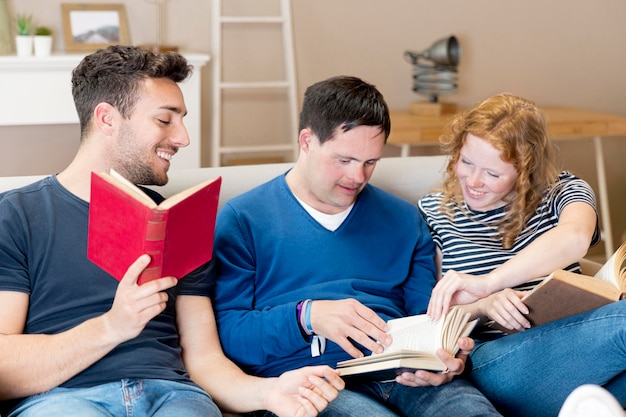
[336,308,475,374]
[107,169,156,208]
[158,177,220,210]
[594,241,626,292]
[380,314,442,356]
[336,350,447,375]
[441,308,469,353]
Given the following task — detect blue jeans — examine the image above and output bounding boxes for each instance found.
[469,300,626,417]
[318,378,500,417]
[7,379,221,417]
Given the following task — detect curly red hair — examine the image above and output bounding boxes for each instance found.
[439,93,561,248]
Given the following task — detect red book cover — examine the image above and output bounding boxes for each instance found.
[87,170,222,285]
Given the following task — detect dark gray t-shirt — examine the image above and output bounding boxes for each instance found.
[0,176,214,405]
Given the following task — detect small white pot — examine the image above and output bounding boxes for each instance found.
[34,35,52,56]
[15,35,33,56]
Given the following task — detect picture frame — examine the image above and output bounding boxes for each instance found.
[61,3,130,52]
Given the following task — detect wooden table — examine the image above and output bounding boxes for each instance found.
[388,107,626,259]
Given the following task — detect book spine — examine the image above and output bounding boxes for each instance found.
[138,209,168,285]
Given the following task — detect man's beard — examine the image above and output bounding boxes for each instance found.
[114,124,170,186]
[124,160,168,186]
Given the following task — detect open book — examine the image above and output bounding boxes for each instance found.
[594,240,626,290]
[88,169,222,285]
[336,307,477,381]
[494,241,626,333]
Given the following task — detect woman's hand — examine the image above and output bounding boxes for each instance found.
[476,288,530,332]
[427,270,494,320]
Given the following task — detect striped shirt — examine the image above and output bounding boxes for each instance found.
[418,171,600,338]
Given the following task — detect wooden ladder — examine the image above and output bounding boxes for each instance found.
[210,0,299,166]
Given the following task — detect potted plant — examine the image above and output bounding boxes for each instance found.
[15,13,33,56]
[34,25,52,56]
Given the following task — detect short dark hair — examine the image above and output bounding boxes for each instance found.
[71,45,193,139]
[298,75,390,144]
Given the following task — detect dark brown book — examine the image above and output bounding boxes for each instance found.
[522,269,624,327]
[492,241,626,333]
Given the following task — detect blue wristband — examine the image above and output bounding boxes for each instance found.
[304,299,315,335]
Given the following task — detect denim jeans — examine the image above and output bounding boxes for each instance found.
[317,378,500,417]
[253,379,499,417]
[469,300,626,417]
[7,379,221,417]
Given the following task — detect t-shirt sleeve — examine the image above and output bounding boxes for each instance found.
[176,258,215,297]
[417,193,444,250]
[553,172,601,246]
[0,197,31,294]
[553,172,597,211]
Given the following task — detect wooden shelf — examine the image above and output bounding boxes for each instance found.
[0,52,210,169]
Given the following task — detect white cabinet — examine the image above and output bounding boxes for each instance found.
[0,52,209,169]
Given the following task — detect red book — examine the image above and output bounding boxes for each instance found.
[87,169,222,285]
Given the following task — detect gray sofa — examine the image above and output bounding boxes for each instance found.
[0,155,447,208]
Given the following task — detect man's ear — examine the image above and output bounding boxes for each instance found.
[93,102,117,136]
[298,128,314,152]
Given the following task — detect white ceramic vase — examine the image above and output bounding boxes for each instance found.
[34,35,52,56]
[15,35,33,56]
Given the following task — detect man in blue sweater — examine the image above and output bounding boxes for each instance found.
[213,75,500,416]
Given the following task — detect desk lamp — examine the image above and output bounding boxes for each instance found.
[404,35,460,115]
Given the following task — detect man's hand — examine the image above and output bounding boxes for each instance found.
[265,366,345,417]
[395,336,475,387]
[102,254,178,344]
[309,299,391,358]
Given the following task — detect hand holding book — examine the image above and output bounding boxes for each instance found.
[336,307,477,381]
[88,169,222,285]
[491,240,626,333]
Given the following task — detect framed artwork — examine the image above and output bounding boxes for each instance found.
[61,3,130,52]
